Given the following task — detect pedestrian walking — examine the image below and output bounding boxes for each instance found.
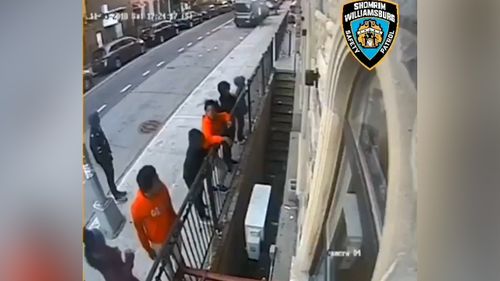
[233,75,248,143]
[83,228,140,281]
[131,165,178,260]
[88,112,127,202]
[202,99,236,172]
[183,129,210,221]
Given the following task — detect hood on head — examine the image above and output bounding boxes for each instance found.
[234,76,246,88]
[188,129,204,149]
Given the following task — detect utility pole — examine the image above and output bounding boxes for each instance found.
[83,144,125,239]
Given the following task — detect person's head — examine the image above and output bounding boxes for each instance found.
[204,99,219,119]
[136,165,162,197]
[234,76,246,88]
[188,128,204,149]
[88,111,101,129]
[217,81,231,96]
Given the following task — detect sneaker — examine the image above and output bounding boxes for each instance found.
[113,191,128,203]
[238,137,247,144]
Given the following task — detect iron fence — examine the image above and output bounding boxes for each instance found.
[274,11,289,61]
[145,14,288,281]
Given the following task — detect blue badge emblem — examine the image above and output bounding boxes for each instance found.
[341,0,399,70]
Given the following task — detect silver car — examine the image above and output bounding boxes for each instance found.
[91,36,146,75]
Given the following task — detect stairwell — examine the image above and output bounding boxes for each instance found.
[242,71,296,279]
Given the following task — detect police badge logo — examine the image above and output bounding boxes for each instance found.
[341,0,399,70]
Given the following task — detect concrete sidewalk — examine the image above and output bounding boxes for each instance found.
[84,7,290,281]
[84,20,251,224]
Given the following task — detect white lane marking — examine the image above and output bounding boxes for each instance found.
[214,46,218,50]
[83,19,233,99]
[207,48,211,52]
[197,36,203,40]
[239,36,244,40]
[97,104,107,113]
[120,84,132,93]
[198,54,203,57]
[142,70,151,76]
[187,42,193,47]
[178,48,185,53]
[116,44,233,189]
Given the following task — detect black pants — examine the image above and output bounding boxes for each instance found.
[96,160,120,197]
[222,126,235,169]
[184,175,207,218]
[235,113,245,141]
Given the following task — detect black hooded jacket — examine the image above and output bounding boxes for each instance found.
[88,112,112,164]
[183,129,209,187]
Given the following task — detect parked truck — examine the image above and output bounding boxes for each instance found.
[233,0,269,27]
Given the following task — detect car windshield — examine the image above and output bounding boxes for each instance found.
[92,49,106,60]
[234,3,251,12]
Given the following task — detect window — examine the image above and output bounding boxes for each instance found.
[95,32,103,48]
[347,71,388,223]
[114,22,124,38]
[109,40,125,52]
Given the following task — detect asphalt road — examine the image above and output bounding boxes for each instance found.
[84,13,235,118]
[84,12,254,224]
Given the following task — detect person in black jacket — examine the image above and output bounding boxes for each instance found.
[217,81,239,168]
[233,76,248,142]
[84,227,140,281]
[183,129,210,221]
[88,112,127,202]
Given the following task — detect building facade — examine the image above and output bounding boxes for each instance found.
[285,0,417,280]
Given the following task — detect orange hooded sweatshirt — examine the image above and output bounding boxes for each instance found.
[131,184,177,252]
[201,112,231,150]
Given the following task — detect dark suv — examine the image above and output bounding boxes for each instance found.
[140,21,179,47]
[91,36,146,75]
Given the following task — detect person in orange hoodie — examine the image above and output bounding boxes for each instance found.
[131,165,178,260]
[202,99,237,172]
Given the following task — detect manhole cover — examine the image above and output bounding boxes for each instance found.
[139,120,162,134]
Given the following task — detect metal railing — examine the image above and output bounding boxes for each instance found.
[145,15,288,281]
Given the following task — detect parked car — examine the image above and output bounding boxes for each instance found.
[218,2,233,13]
[175,11,203,29]
[91,37,146,75]
[83,69,94,92]
[140,20,179,47]
[200,5,218,20]
[265,0,279,15]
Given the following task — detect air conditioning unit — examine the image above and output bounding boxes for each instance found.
[245,184,272,260]
[338,193,363,269]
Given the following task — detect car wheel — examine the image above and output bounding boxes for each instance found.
[115,58,122,69]
[160,35,165,43]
